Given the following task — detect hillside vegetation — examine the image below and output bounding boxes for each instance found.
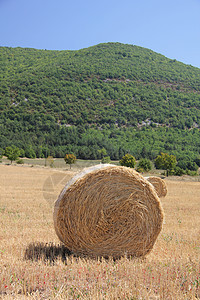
[1,42,200,160]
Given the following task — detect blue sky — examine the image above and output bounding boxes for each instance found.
[0,0,200,68]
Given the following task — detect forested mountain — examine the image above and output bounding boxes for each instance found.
[0,42,200,161]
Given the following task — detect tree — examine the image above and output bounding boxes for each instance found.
[0,148,3,162]
[24,146,36,158]
[64,153,76,169]
[98,148,107,159]
[178,159,198,171]
[173,166,185,176]
[4,146,20,164]
[194,157,200,167]
[19,148,25,158]
[185,161,198,171]
[119,153,136,168]
[155,152,177,176]
[46,156,54,168]
[137,158,152,172]
[101,156,111,164]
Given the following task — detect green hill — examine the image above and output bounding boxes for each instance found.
[0,42,200,162]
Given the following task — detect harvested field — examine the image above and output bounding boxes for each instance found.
[0,164,200,299]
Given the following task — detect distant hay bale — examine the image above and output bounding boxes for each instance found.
[146,176,167,198]
[54,165,164,259]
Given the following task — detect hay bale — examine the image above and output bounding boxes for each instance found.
[146,176,167,198]
[54,165,164,259]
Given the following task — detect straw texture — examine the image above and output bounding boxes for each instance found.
[146,176,167,198]
[54,165,164,259]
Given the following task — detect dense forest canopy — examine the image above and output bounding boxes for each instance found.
[0,42,200,161]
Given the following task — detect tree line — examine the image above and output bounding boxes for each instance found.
[1,145,199,176]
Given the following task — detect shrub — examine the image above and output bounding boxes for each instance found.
[178,160,199,171]
[119,153,136,168]
[46,156,54,168]
[186,161,198,171]
[25,147,36,159]
[136,167,144,173]
[101,156,111,164]
[16,158,24,164]
[171,166,185,176]
[194,157,200,167]
[137,158,152,172]
[0,147,4,160]
[186,169,198,176]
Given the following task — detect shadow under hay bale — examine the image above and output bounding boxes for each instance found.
[146,176,167,198]
[24,242,72,264]
[54,165,164,260]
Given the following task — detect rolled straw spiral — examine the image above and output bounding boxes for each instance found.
[146,176,167,198]
[54,165,164,259]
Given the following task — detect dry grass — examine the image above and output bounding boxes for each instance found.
[54,165,164,259]
[146,176,167,198]
[0,164,199,299]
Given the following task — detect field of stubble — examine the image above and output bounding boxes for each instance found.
[0,164,199,299]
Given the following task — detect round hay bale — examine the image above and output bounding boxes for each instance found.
[54,165,164,259]
[146,176,167,198]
